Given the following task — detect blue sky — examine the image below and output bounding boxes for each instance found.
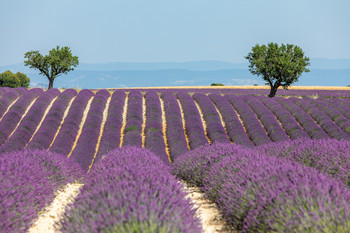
[0,0,349,66]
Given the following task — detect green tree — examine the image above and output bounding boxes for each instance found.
[245,42,310,97]
[24,46,79,89]
[0,70,30,88]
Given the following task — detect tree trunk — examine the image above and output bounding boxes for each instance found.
[268,86,278,98]
[48,79,54,89]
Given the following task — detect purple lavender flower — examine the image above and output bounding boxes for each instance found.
[0,88,43,146]
[209,93,254,147]
[275,96,329,139]
[226,95,271,145]
[49,89,94,156]
[0,149,83,233]
[161,92,189,160]
[69,89,110,172]
[94,90,126,163]
[192,93,230,144]
[0,88,60,153]
[59,147,201,233]
[176,92,208,149]
[122,90,143,147]
[26,89,77,150]
[144,91,170,165]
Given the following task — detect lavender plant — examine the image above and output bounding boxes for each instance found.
[258,96,310,139]
[275,97,329,139]
[69,89,110,171]
[0,88,23,119]
[95,90,126,162]
[291,97,350,140]
[26,89,77,150]
[59,147,201,233]
[0,149,83,233]
[49,89,94,156]
[241,95,290,142]
[176,92,208,149]
[161,92,189,160]
[209,93,254,147]
[305,97,350,135]
[173,142,350,232]
[172,143,254,187]
[0,88,43,147]
[122,90,143,147]
[225,95,271,145]
[192,93,230,143]
[0,88,60,153]
[144,91,170,164]
[324,98,350,120]
[257,139,350,185]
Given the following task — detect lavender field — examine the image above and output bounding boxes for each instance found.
[1,86,350,232]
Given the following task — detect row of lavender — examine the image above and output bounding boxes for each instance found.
[1,88,350,168]
[173,139,350,232]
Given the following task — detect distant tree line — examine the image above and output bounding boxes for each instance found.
[0,70,30,88]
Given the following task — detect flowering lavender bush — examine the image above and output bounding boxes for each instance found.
[226,95,271,145]
[122,90,143,147]
[95,90,126,162]
[0,88,60,153]
[257,139,350,185]
[50,89,94,156]
[161,92,189,160]
[192,93,230,143]
[291,97,350,140]
[305,97,350,135]
[176,92,208,149]
[324,98,350,120]
[209,93,254,147]
[241,95,290,142]
[172,143,254,187]
[258,96,310,139]
[144,91,170,164]
[174,142,350,232]
[0,149,83,233]
[69,89,110,171]
[0,88,43,146]
[275,97,329,139]
[0,88,23,119]
[26,89,77,150]
[59,147,201,233]
[206,152,350,232]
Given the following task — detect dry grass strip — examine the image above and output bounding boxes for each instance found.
[177,99,191,150]
[28,182,83,233]
[180,180,235,233]
[141,94,146,148]
[87,95,112,173]
[159,97,172,163]
[67,96,94,158]
[193,100,212,144]
[48,96,77,150]
[119,93,129,148]
[211,100,233,143]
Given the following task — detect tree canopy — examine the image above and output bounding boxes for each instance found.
[245,43,310,97]
[24,46,79,89]
[0,70,30,88]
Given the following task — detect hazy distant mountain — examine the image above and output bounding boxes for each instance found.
[0,59,349,88]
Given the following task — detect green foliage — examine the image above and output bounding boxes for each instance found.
[245,42,310,97]
[211,83,224,86]
[0,70,30,88]
[24,46,79,89]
